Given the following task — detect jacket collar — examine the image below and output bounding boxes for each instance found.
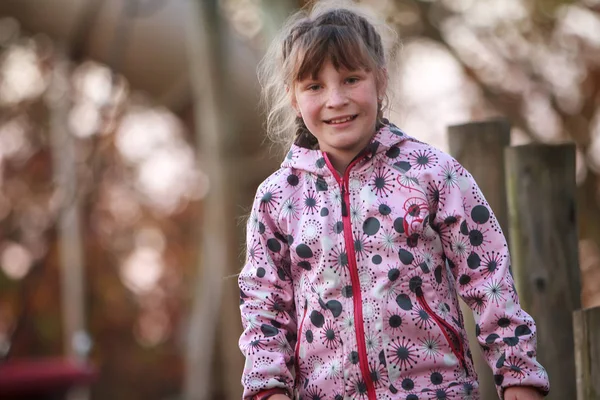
[281,121,410,175]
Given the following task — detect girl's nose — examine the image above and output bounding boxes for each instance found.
[326,88,349,108]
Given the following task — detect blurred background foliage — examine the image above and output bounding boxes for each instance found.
[0,0,598,399]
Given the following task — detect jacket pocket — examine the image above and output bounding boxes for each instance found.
[415,293,470,377]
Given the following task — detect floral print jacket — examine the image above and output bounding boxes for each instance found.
[238,123,549,400]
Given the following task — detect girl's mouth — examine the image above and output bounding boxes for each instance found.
[325,115,358,124]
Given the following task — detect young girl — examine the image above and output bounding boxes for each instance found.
[238,2,549,399]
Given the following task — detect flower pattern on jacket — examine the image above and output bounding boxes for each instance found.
[238,123,549,400]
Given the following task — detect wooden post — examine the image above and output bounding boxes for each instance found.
[573,306,600,400]
[184,1,243,399]
[184,1,300,398]
[579,240,600,309]
[448,119,511,400]
[505,144,580,399]
[47,49,89,363]
[47,48,90,400]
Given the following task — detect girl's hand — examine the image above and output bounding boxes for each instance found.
[265,395,291,400]
[504,386,544,400]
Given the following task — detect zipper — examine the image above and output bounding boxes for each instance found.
[294,299,308,387]
[415,294,470,376]
[324,153,377,400]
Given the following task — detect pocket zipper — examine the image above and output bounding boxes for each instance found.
[294,300,308,387]
[416,294,470,376]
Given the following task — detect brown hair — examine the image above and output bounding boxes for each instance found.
[258,1,399,152]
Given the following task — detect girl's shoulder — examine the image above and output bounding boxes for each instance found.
[395,130,460,170]
[252,166,304,202]
[253,167,287,198]
[384,123,454,163]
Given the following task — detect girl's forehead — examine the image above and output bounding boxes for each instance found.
[298,61,360,81]
[295,59,370,82]
[290,31,376,83]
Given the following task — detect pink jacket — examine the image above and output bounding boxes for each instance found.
[238,123,549,399]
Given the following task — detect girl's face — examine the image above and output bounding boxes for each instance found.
[292,60,383,165]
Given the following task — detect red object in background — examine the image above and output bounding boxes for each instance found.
[0,358,96,400]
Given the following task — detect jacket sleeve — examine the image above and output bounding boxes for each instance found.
[238,183,296,400]
[430,155,550,398]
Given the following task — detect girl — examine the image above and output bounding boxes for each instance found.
[238,2,549,399]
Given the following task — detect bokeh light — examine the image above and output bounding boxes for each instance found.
[0,242,32,280]
[0,42,46,106]
[120,246,164,294]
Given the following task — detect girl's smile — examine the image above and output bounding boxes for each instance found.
[324,114,358,125]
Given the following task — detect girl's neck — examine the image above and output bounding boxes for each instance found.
[331,158,350,177]
[321,127,381,176]
[327,151,359,177]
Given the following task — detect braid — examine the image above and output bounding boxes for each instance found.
[315,9,384,65]
[283,21,312,61]
[283,10,384,67]
[294,117,319,149]
[358,17,384,64]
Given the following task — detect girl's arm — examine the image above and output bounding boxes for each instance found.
[262,395,291,400]
[429,154,550,399]
[504,386,544,400]
[238,180,297,400]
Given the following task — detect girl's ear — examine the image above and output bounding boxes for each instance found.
[290,97,300,117]
[287,85,302,118]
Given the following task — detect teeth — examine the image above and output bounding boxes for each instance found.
[329,116,353,124]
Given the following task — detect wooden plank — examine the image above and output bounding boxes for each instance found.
[573,306,600,400]
[579,239,600,309]
[505,143,580,399]
[183,1,242,399]
[448,119,511,400]
[184,1,299,398]
[47,49,88,363]
[47,48,90,400]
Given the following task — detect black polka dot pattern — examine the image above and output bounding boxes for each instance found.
[238,124,548,399]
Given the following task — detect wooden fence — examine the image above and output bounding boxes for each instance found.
[449,119,600,399]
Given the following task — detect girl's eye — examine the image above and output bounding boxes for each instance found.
[346,77,359,84]
[307,84,321,91]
